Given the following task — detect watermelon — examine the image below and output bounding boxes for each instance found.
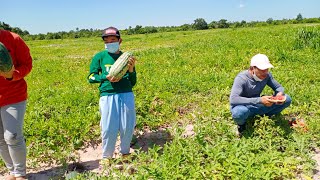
[0,42,13,72]
[109,51,133,79]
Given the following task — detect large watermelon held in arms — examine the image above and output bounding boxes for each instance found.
[0,42,13,72]
[109,51,133,79]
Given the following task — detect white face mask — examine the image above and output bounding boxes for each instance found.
[252,71,263,82]
[105,42,120,53]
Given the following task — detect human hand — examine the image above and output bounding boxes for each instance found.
[274,92,285,105]
[107,74,121,82]
[128,56,136,72]
[261,96,274,107]
[0,66,15,79]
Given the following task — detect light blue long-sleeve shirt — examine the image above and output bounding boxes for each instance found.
[229,70,284,107]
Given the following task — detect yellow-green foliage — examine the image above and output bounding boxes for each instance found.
[1,24,319,178]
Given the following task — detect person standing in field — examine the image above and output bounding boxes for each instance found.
[229,54,291,135]
[87,27,137,164]
[0,30,32,180]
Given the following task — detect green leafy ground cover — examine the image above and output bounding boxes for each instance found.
[1,24,320,179]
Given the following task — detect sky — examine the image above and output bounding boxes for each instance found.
[1,0,320,35]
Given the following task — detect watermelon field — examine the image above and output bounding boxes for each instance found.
[1,24,320,179]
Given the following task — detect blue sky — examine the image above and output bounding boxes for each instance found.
[1,0,320,35]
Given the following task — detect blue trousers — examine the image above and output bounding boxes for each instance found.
[231,95,292,125]
[99,92,136,158]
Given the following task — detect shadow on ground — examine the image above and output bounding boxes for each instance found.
[20,127,174,179]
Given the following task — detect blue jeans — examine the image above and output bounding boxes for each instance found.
[231,95,292,125]
[0,101,27,177]
[99,92,136,158]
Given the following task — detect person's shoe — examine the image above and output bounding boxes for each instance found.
[99,158,111,171]
[237,124,246,136]
[121,153,132,163]
[5,175,15,180]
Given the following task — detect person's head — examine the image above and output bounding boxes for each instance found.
[250,54,274,81]
[101,27,122,54]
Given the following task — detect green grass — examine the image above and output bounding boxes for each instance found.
[1,24,320,179]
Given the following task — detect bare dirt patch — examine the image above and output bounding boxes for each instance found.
[0,124,181,179]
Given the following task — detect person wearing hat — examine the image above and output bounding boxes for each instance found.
[87,27,137,165]
[0,30,32,180]
[229,53,291,135]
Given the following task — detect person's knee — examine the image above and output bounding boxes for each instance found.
[4,131,22,145]
[231,106,249,125]
[284,95,292,106]
[279,94,292,110]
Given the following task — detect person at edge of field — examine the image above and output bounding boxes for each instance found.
[229,53,291,135]
[0,29,32,180]
[87,27,137,166]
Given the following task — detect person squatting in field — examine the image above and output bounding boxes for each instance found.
[0,30,32,180]
[87,27,137,164]
[229,54,291,135]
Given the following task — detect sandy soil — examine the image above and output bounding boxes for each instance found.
[311,148,320,180]
[1,125,320,180]
[0,125,182,180]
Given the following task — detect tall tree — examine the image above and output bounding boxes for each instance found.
[218,19,229,28]
[209,21,218,29]
[266,18,273,24]
[193,18,208,30]
[296,13,303,21]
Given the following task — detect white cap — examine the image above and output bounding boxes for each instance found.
[250,54,274,70]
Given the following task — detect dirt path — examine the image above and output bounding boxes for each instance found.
[311,148,320,180]
[1,125,320,179]
[0,125,179,180]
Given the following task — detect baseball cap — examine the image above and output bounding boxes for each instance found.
[101,27,120,39]
[250,54,274,70]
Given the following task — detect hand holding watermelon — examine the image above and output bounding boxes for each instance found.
[0,65,15,79]
[109,51,133,80]
[128,56,136,73]
[267,92,286,104]
[106,74,121,82]
[261,96,274,107]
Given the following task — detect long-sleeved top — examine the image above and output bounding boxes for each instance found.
[229,70,284,107]
[0,30,33,107]
[88,50,136,96]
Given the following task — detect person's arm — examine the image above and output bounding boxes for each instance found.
[267,73,285,95]
[128,69,136,87]
[128,56,136,86]
[230,76,261,106]
[88,54,108,83]
[9,36,32,81]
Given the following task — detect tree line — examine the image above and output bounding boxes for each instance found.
[1,13,319,41]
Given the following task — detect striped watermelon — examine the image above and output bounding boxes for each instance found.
[0,42,13,72]
[109,51,133,79]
